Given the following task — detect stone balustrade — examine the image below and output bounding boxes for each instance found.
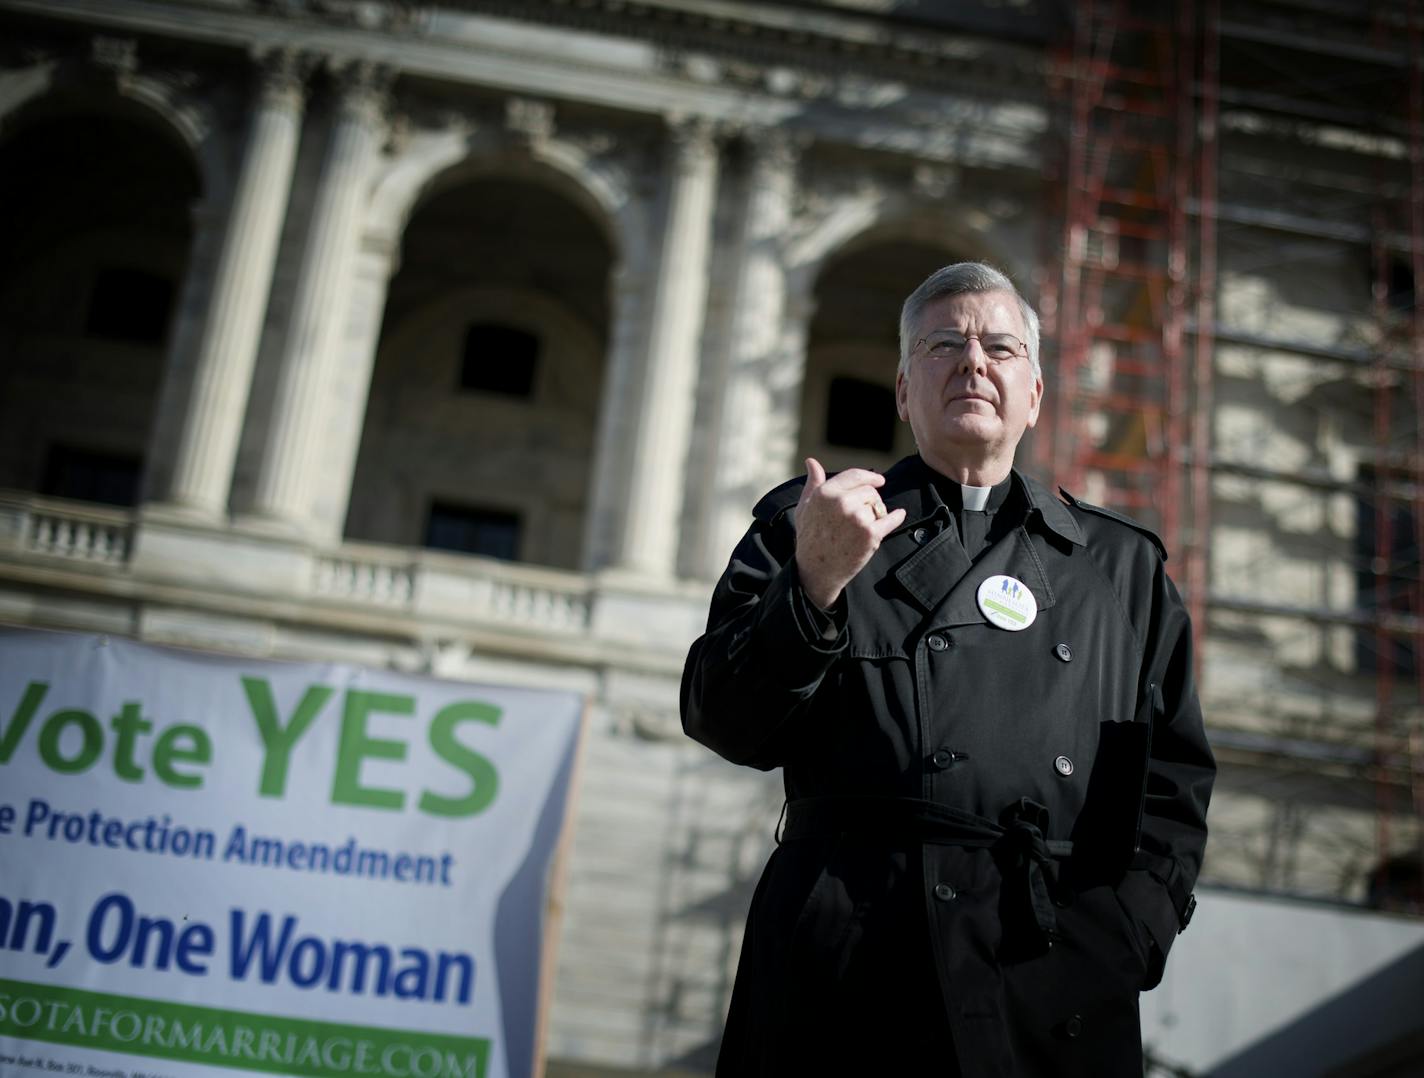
[312,544,417,605]
[0,492,618,648]
[314,544,593,635]
[0,493,135,566]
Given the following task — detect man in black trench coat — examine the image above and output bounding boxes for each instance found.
[681,262,1215,1077]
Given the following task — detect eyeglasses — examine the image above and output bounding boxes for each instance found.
[914,329,1027,362]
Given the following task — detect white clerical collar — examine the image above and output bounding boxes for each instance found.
[961,483,992,511]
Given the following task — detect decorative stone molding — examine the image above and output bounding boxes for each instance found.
[913,162,959,200]
[256,0,432,34]
[251,45,313,109]
[505,95,555,148]
[326,55,395,123]
[664,111,722,171]
[743,124,810,172]
[448,0,1043,96]
[663,49,833,101]
[89,35,138,82]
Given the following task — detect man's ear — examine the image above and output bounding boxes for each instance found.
[895,368,909,421]
[1026,376,1044,428]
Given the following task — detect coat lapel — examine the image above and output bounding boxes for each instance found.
[872,456,960,614]
[892,524,971,612]
[928,525,1057,630]
[871,457,1074,627]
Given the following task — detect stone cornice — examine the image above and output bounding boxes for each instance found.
[0,0,1049,171]
[436,0,1050,93]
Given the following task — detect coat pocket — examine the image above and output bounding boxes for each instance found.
[787,838,862,984]
[1070,718,1152,880]
[784,839,915,999]
[1058,883,1152,990]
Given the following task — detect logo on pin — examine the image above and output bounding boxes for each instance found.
[976,574,1037,631]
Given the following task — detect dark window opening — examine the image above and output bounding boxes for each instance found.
[825,377,896,452]
[1386,256,1415,315]
[459,323,539,397]
[1366,852,1423,915]
[85,267,175,345]
[41,444,142,507]
[1355,465,1420,676]
[425,501,522,561]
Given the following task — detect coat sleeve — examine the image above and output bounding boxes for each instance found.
[680,495,849,770]
[1117,564,1216,989]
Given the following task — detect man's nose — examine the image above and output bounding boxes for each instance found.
[957,338,987,375]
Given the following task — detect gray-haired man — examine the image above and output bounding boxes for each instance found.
[682,262,1214,1077]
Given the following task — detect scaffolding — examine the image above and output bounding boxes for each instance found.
[1371,0,1424,908]
[1044,0,1424,908]
[1043,0,1217,627]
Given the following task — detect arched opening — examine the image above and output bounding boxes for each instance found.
[0,104,201,507]
[798,239,962,472]
[344,175,614,570]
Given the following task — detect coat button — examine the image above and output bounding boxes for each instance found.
[1064,1014,1084,1038]
[1055,642,1073,662]
[933,883,957,901]
[931,748,954,769]
[927,633,949,652]
[912,527,928,544]
[1054,755,1074,777]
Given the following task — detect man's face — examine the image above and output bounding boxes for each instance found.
[895,289,1042,467]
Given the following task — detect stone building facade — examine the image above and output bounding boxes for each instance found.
[1,1,1421,1074]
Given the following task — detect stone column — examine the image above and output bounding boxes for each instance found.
[696,131,801,578]
[582,260,648,571]
[164,50,307,517]
[248,61,387,534]
[309,236,399,537]
[610,117,720,576]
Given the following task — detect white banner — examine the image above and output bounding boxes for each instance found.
[0,628,584,1078]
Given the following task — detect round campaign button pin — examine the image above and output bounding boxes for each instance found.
[976,574,1038,631]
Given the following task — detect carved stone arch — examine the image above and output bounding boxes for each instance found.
[529,135,651,272]
[349,134,621,569]
[789,192,1024,473]
[786,192,1014,319]
[0,53,222,509]
[119,71,226,202]
[364,125,474,253]
[0,58,227,206]
[0,62,58,129]
[366,126,637,267]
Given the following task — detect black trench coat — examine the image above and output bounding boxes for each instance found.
[681,454,1215,1078]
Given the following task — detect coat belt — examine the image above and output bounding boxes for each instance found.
[778,795,1071,958]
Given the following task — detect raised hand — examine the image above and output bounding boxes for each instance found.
[793,457,907,610]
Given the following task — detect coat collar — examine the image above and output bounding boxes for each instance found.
[878,455,1084,547]
[875,455,1084,625]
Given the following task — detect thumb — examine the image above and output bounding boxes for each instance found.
[804,457,827,489]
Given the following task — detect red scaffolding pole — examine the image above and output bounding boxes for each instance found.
[1369,0,1424,910]
[1048,0,1216,627]
[1407,0,1424,907]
